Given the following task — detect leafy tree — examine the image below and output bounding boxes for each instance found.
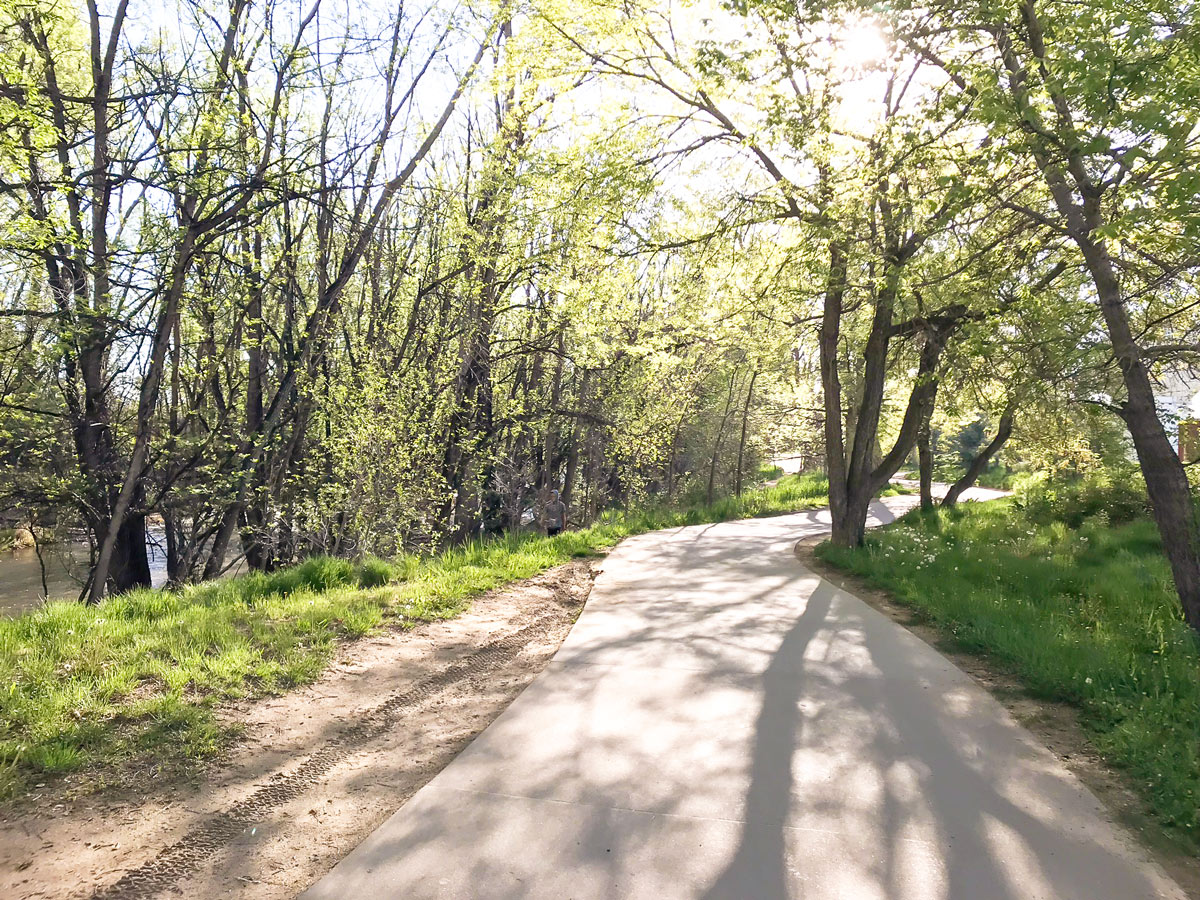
[889,0,1200,627]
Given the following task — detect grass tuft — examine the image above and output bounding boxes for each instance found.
[356,556,398,589]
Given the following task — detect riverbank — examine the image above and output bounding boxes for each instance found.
[0,558,598,900]
[0,528,172,618]
[815,489,1200,853]
[0,528,36,551]
[0,474,838,804]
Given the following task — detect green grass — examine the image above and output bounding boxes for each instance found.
[0,474,836,800]
[816,498,1200,846]
[975,464,1020,490]
[897,463,1017,490]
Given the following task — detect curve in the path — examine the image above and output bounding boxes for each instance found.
[302,494,1185,900]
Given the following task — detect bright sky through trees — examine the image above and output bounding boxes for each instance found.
[0,0,1197,629]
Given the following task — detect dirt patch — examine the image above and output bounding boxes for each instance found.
[795,536,1200,899]
[0,558,598,900]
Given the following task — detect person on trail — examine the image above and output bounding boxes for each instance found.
[543,489,567,537]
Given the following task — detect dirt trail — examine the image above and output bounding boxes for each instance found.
[0,559,597,900]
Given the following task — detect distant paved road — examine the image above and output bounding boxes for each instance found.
[302,494,1184,900]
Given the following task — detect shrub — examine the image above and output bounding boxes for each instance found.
[1014,470,1149,528]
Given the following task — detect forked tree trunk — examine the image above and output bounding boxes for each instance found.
[825,276,951,548]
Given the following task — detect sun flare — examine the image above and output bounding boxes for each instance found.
[833,16,890,73]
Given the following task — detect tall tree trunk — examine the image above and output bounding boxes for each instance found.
[833,262,900,547]
[735,370,758,496]
[820,239,851,541]
[542,331,566,491]
[87,0,254,602]
[1081,239,1200,629]
[665,398,691,500]
[918,421,934,512]
[707,373,738,507]
[440,17,526,542]
[202,504,242,581]
[561,372,589,512]
[832,316,949,546]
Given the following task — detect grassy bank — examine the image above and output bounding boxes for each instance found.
[816,491,1200,846]
[0,473,834,800]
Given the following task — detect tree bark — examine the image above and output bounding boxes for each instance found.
[735,370,758,496]
[707,373,738,506]
[561,372,589,511]
[831,315,950,546]
[665,407,687,500]
[820,239,851,540]
[918,422,934,512]
[1082,238,1200,629]
[942,405,1014,507]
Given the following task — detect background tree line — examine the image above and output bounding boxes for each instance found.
[1,0,1198,635]
[0,0,784,599]
[559,0,1200,630]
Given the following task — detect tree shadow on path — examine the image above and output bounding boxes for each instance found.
[701,581,836,900]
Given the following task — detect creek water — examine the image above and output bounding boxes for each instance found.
[0,534,170,618]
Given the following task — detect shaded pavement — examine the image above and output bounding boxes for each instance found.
[302,491,1185,899]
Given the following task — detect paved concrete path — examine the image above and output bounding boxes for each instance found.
[303,494,1186,900]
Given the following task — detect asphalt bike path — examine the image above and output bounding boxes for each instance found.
[302,492,1185,899]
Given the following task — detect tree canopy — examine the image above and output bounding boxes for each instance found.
[0,0,1197,625]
